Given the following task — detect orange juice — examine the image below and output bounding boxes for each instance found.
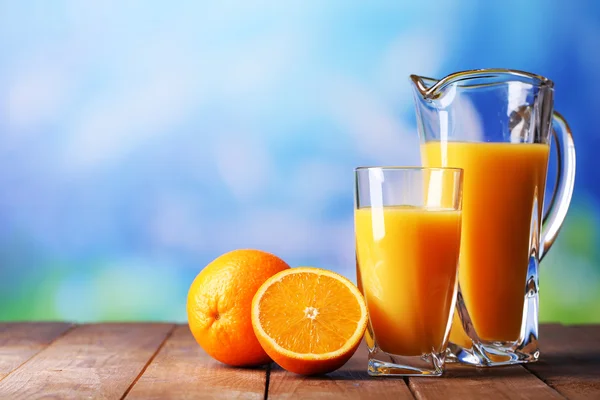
[355,206,461,356]
[421,142,549,342]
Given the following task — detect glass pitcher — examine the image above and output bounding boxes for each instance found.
[411,69,576,366]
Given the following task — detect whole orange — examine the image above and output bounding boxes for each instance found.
[187,249,290,366]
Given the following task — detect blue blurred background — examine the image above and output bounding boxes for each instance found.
[2,1,599,323]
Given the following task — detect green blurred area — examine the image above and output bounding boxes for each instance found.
[540,201,600,324]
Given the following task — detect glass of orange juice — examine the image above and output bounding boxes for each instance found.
[355,167,463,376]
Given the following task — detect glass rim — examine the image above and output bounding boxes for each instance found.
[411,68,553,99]
[354,166,463,173]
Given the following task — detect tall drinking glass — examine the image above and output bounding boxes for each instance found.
[355,167,463,376]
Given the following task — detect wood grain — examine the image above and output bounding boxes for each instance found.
[0,323,173,400]
[267,343,413,399]
[407,364,564,400]
[0,323,73,380]
[125,325,267,399]
[1,323,599,399]
[524,324,600,400]
[407,325,567,400]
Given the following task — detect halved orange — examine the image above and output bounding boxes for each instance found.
[251,267,368,375]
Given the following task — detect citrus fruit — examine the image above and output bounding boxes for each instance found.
[187,249,290,366]
[251,267,368,375]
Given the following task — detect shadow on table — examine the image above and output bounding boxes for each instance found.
[268,343,600,380]
[301,353,600,381]
[539,352,600,366]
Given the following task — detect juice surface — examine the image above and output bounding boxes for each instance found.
[421,142,549,342]
[355,206,461,356]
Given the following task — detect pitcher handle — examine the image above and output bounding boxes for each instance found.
[540,111,576,259]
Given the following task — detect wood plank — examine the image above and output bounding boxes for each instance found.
[125,325,267,399]
[0,323,73,380]
[570,325,600,343]
[267,343,413,399]
[408,326,567,400]
[408,364,564,400]
[0,323,174,400]
[524,324,600,400]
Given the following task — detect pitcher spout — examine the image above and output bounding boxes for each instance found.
[410,74,458,108]
[410,75,438,100]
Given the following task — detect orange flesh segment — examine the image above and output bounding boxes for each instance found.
[257,272,363,354]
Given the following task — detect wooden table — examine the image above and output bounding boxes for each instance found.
[0,323,598,399]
